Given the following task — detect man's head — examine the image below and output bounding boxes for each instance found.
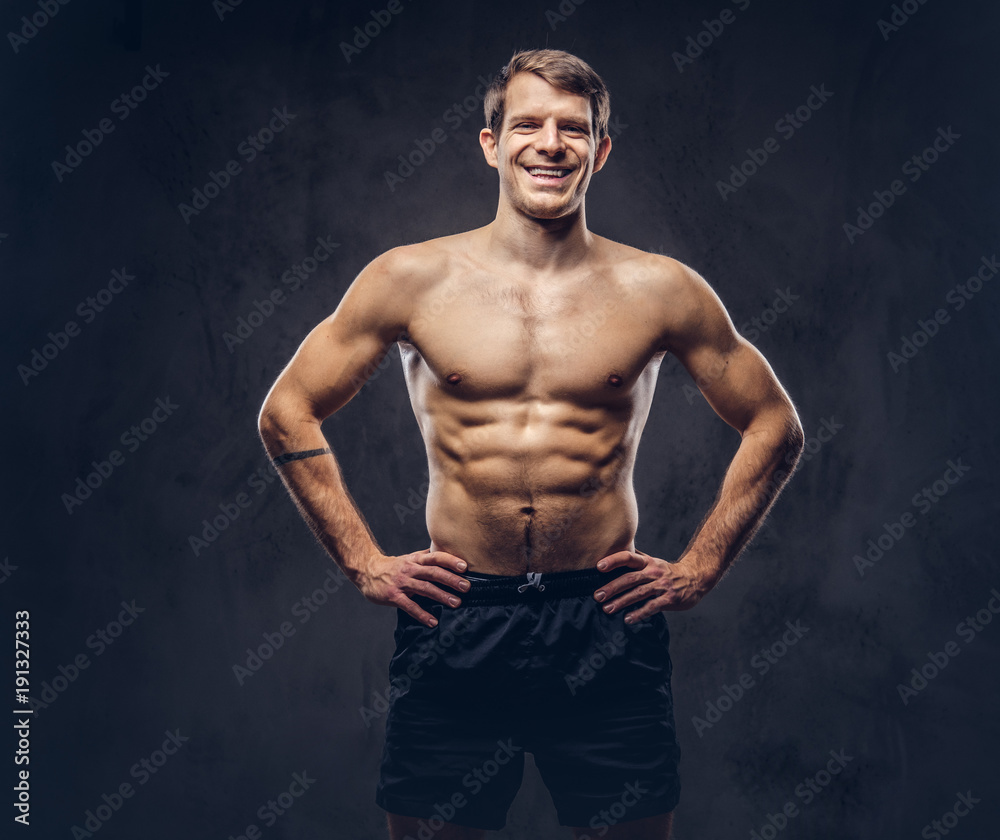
[483,49,611,142]
[479,49,613,221]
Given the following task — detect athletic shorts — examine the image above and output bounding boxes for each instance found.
[374,566,681,831]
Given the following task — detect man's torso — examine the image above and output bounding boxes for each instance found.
[393,226,680,575]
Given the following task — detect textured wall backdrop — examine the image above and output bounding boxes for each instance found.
[4,0,999,837]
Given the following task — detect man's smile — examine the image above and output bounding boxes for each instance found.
[523,164,574,184]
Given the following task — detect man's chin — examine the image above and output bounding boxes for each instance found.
[511,195,579,221]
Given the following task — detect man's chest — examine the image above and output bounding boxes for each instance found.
[399,275,667,399]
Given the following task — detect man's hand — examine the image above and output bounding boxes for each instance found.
[354,548,471,628]
[593,549,722,623]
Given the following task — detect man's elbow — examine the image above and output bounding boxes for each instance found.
[748,400,804,462]
[259,382,327,447]
[258,385,302,446]
[782,406,805,466]
[257,392,283,448]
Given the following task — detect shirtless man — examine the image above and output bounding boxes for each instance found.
[258,49,804,840]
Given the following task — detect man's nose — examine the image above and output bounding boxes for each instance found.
[533,121,566,155]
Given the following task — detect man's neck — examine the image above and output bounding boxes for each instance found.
[485,200,594,275]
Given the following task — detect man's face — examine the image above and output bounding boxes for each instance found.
[480,72,611,220]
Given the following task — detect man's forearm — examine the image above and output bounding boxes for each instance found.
[258,407,382,585]
[682,410,804,580]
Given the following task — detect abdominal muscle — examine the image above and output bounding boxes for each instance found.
[422,404,642,575]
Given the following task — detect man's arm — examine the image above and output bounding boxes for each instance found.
[257,246,469,628]
[596,259,804,619]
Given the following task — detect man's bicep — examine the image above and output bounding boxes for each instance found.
[694,339,794,433]
[271,251,410,420]
[666,264,789,433]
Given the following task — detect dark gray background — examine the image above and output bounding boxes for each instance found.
[4,0,999,837]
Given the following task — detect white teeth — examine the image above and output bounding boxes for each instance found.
[527,167,569,177]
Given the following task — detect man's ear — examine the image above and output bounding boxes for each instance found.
[479,128,499,170]
[592,135,612,174]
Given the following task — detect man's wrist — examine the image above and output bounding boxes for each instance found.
[676,548,726,588]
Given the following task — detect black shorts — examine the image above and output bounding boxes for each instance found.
[375,566,681,832]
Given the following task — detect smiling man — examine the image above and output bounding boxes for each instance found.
[258,49,804,839]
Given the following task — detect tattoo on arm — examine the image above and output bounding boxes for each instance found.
[272,447,333,467]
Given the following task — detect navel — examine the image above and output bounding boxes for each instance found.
[446,372,462,385]
[607,373,623,387]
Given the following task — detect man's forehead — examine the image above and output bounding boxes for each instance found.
[503,72,592,123]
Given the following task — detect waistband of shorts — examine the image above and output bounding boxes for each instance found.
[457,566,629,605]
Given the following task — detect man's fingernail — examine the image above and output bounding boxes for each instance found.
[458,561,467,570]
[624,614,634,624]
[604,604,613,613]
[429,618,438,627]
[460,580,471,590]
[449,597,460,606]
[595,591,606,602]
[597,561,608,570]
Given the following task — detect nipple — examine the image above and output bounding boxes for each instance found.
[446,373,462,385]
[607,374,623,387]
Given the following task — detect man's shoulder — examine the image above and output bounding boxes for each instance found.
[593,236,696,292]
[366,229,479,289]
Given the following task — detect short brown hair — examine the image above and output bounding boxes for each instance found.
[483,49,611,140]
